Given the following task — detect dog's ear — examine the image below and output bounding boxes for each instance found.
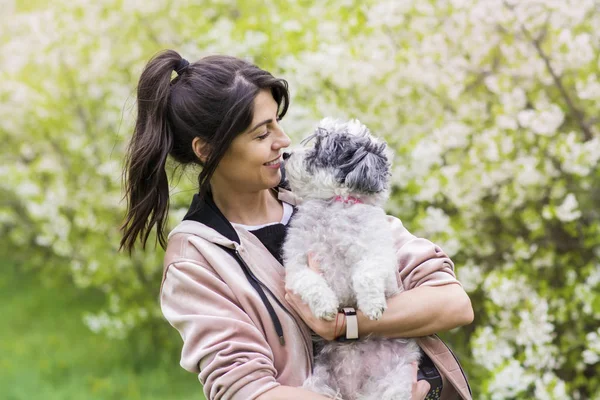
[305,129,352,172]
[338,142,390,193]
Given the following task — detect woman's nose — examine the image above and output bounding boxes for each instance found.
[275,130,291,149]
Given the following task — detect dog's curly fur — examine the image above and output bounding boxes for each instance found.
[282,118,421,400]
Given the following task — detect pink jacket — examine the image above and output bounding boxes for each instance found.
[160,188,472,400]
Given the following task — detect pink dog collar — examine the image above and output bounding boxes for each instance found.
[333,195,363,205]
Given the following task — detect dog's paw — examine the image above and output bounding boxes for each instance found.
[363,306,385,320]
[308,293,339,321]
[315,308,338,321]
[312,301,338,321]
[359,297,387,320]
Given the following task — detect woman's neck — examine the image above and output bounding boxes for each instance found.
[210,185,282,226]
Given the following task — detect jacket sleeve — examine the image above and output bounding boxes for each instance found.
[387,216,461,291]
[160,260,280,400]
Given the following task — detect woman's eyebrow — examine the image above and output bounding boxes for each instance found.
[248,119,273,133]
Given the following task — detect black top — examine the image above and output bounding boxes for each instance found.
[249,223,289,265]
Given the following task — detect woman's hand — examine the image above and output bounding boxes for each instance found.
[284,254,344,341]
[411,362,431,400]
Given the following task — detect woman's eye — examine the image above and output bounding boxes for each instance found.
[257,131,270,140]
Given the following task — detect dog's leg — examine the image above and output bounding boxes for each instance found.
[351,261,388,320]
[286,257,339,320]
[385,266,401,297]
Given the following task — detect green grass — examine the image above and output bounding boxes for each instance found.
[0,262,204,400]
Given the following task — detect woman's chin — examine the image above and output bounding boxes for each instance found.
[266,170,282,187]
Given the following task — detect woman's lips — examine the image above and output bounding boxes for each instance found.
[264,155,281,168]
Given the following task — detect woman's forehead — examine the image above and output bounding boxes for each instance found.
[251,90,278,119]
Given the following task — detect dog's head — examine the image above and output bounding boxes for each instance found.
[284,118,391,203]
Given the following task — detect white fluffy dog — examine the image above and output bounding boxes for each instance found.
[282,118,421,400]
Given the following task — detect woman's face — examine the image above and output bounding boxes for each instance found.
[211,89,291,193]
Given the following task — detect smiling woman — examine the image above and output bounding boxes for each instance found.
[119,51,290,252]
[119,49,334,400]
[202,89,292,227]
[119,49,473,400]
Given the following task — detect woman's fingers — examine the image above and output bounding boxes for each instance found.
[285,289,339,340]
[411,362,431,400]
[414,380,431,400]
[284,291,301,312]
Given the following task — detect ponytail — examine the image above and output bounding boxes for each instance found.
[119,50,291,254]
[119,50,181,254]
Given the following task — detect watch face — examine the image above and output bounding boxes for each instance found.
[342,307,356,316]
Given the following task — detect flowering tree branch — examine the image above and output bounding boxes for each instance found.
[504,1,594,141]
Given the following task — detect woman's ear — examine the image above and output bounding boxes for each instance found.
[192,137,210,164]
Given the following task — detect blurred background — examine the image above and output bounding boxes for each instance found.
[1,0,599,399]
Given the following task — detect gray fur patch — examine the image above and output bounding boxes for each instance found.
[302,120,391,194]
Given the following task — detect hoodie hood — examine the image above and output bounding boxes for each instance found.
[178,190,241,244]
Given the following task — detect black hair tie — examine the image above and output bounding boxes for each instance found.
[175,58,189,75]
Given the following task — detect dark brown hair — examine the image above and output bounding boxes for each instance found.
[119,49,290,253]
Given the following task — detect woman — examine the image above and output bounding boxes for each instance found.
[120,49,474,400]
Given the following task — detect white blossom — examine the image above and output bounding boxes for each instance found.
[457,262,484,293]
[472,326,515,370]
[534,373,570,400]
[488,360,534,399]
[583,329,600,365]
[419,207,453,235]
[517,104,565,137]
[555,193,581,222]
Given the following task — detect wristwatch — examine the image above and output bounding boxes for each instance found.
[342,307,359,340]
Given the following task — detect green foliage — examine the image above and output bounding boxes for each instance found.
[0,262,203,400]
[1,0,599,398]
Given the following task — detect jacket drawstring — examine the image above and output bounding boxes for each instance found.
[218,245,286,345]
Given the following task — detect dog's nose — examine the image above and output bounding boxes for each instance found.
[283,152,291,160]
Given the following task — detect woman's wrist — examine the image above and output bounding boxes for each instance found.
[356,308,377,338]
[332,312,346,339]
